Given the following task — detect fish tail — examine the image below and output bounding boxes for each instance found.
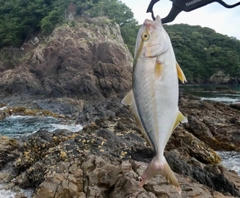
[139,156,181,194]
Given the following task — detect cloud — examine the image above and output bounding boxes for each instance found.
[121,0,240,39]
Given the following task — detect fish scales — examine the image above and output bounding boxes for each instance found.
[122,15,187,194]
[133,58,157,148]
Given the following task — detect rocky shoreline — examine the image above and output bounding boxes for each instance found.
[0,17,240,198]
[0,93,240,198]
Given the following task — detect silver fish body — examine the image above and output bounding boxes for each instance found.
[122,15,187,193]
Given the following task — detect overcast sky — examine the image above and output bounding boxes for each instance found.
[121,0,240,40]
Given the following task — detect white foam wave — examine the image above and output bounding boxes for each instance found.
[50,123,83,132]
[201,97,239,103]
[0,185,16,198]
[0,185,33,198]
[217,151,240,175]
[0,106,7,111]
[6,115,35,120]
[0,189,16,198]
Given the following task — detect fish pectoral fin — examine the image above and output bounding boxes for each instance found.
[155,61,163,79]
[172,111,188,131]
[121,90,134,106]
[176,62,187,83]
[139,156,181,194]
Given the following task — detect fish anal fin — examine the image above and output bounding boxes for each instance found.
[155,61,163,79]
[121,90,134,106]
[131,101,154,149]
[139,156,181,194]
[122,90,154,149]
[176,62,187,83]
[172,111,188,131]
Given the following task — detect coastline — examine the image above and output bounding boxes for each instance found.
[0,93,240,197]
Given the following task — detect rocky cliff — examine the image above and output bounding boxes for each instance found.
[0,17,132,101]
[0,17,240,198]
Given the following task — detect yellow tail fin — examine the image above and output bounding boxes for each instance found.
[139,156,181,194]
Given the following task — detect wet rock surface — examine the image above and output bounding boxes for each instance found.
[180,94,240,151]
[0,94,240,197]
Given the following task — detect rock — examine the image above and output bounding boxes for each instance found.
[1,107,240,198]
[0,110,6,120]
[30,37,39,46]
[209,71,231,84]
[0,135,19,170]
[180,94,240,151]
[0,17,132,101]
[230,103,240,111]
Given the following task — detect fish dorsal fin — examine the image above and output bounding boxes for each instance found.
[121,90,134,106]
[155,61,163,79]
[176,62,187,83]
[172,111,188,131]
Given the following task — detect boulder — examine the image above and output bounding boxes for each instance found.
[209,71,230,84]
[180,94,240,151]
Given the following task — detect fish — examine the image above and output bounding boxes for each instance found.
[121,15,187,193]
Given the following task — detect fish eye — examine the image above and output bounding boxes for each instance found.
[142,32,149,41]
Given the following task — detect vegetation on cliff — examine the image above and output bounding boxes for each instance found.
[0,0,138,52]
[0,0,240,82]
[165,24,240,82]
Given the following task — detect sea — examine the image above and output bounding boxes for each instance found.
[0,84,239,197]
[0,114,83,138]
[180,84,240,104]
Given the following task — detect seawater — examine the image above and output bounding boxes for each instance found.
[0,184,33,198]
[217,151,240,175]
[0,188,16,198]
[181,84,240,104]
[0,115,83,138]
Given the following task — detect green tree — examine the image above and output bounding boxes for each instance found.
[40,17,53,35]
